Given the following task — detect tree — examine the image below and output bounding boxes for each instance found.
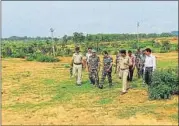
[62,35,68,47]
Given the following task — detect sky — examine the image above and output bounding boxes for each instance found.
[2,1,178,38]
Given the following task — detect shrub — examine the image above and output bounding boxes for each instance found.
[36,55,59,62]
[26,53,59,62]
[159,49,168,53]
[12,52,26,58]
[148,68,178,100]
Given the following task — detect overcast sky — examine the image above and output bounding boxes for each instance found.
[2,1,178,38]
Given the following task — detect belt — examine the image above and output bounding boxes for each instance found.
[145,67,153,68]
[74,63,82,65]
[120,68,128,70]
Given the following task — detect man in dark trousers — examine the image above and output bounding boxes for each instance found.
[144,48,156,85]
[127,50,135,81]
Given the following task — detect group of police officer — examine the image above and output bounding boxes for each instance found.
[71,46,151,95]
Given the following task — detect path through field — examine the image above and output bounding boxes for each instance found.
[2,52,178,125]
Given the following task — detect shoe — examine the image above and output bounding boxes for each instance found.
[98,85,103,89]
[120,91,127,95]
[127,86,132,90]
[76,83,81,86]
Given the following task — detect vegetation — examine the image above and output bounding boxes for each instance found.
[148,68,178,100]
[1,32,178,61]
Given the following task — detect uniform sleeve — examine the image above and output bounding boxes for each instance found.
[72,54,74,60]
[80,54,83,60]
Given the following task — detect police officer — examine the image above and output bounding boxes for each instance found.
[119,50,132,95]
[99,51,113,89]
[71,46,83,86]
[88,49,100,86]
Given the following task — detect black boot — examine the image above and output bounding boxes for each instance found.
[98,84,103,89]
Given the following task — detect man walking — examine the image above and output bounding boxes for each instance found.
[119,50,132,95]
[88,49,100,86]
[86,47,93,83]
[71,47,83,86]
[127,50,135,81]
[99,51,113,89]
[144,48,156,86]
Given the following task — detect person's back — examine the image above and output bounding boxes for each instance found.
[103,55,113,72]
[89,55,100,70]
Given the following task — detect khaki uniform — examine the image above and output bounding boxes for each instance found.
[119,56,132,92]
[72,52,83,84]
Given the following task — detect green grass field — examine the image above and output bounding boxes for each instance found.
[2,52,178,125]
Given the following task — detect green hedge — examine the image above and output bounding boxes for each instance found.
[26,53,59,62]
[148,68,178,100]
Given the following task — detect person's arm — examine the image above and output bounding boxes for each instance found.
[86,53,88,66]
[153,56,156,71]
[88,57,91,71]
[108,57,113,71]
[71,54,74,67]
[129,57,132,67]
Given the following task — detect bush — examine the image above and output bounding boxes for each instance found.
[159,49,168,53]
[36,55,59,62]
[12,52,26,58]
[26,53,59,62]
[148,68,178,100]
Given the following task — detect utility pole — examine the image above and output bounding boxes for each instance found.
[50,28,55,57]
[136,22,140,49]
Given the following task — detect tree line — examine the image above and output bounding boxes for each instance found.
[2,32,177,43]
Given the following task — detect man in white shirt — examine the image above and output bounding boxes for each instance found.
[86,47,92,84]
[144,48,156,85]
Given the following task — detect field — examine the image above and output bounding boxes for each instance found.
[2,51,178,125]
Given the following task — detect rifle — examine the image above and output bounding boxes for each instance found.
[70,67,73,78]
[70,60,73,78]
[115,59,117,74]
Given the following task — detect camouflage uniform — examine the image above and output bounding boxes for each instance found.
[100,56,113,87]
[88,55,100,86]
[135,51,142,78]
